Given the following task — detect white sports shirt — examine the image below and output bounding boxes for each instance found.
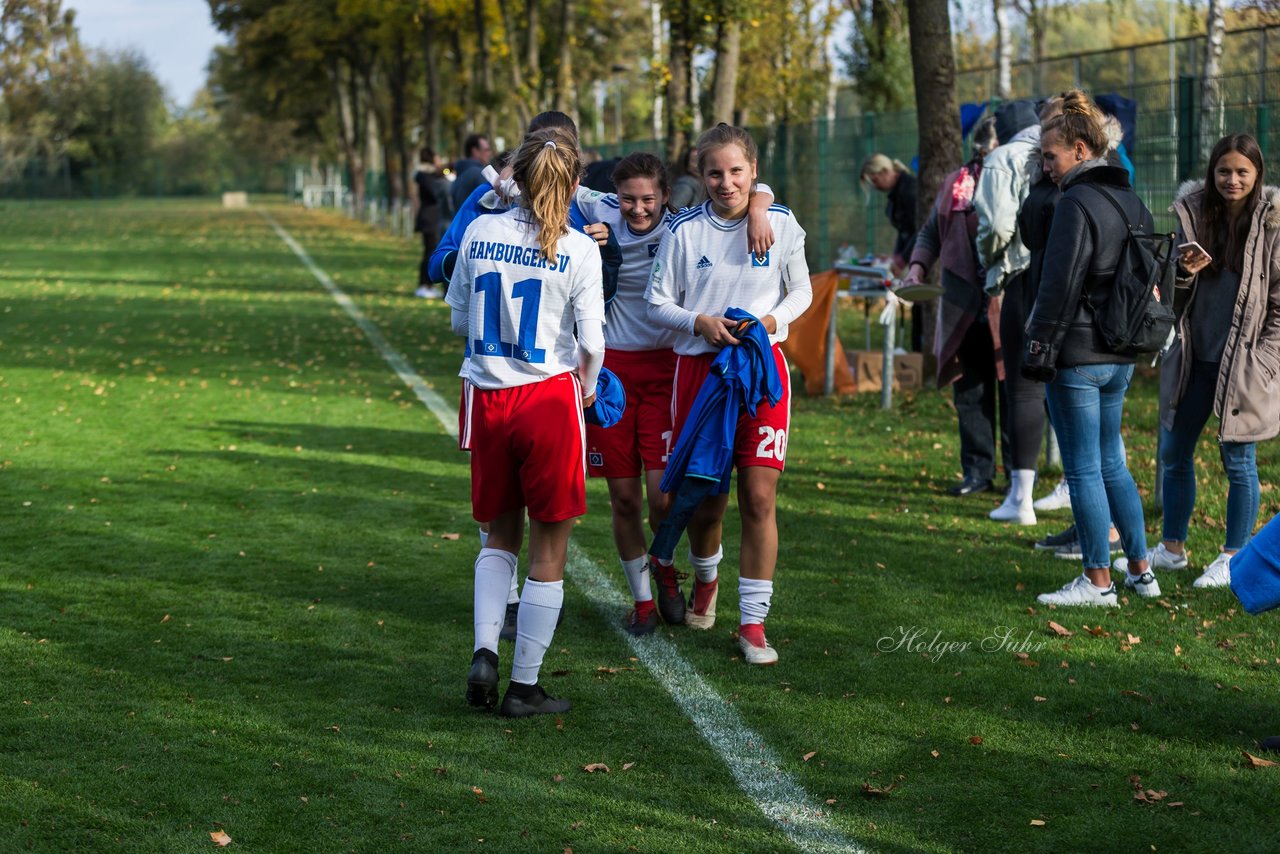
[574,188,681,351]
[446,208,606,389]
[645,200,812,357]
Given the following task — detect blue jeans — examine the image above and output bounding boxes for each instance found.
[1045,363,1148,570]
[1161,360,1259,551]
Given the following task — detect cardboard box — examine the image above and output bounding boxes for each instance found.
[846,351,924,392]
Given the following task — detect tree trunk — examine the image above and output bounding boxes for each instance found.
[906,0,961,366]
[498,0,533,127]
[554,0,575,114]
[650,0,664,141]
[525,0,541,106]
[387,39,410,207]
[710,17,741,125]
[449,28,471,152]
[1200,0,1226,162]
[472,0,494,138]
[665,0,694,163]
[334,58,366,216]
[1026,0,1045,95]
[421,5,442,151]
[994,0,1011,100]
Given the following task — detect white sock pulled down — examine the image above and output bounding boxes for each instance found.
[510,578,565,686]
[989,469,1037,524]
[738,577,773,625]
[689,546,723,584]
[621,555,651,603]
[473,548,516,655]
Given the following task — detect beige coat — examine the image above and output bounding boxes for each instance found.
[1162,181,1280,443]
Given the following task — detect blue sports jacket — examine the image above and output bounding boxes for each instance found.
[428,184,620,303]
[659,309,783,495]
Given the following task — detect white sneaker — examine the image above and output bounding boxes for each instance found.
[415,284,443,299]
[1033,479,1071,512]
[1036,574,1118,607]
[1116,542,1188,574]
[1117,563,1162,598]
[1193,552,1232,589]
[989,496,1037,525]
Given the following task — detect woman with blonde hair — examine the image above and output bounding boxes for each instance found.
[447,127,607,717]
[862,152,923,350]
[1022,90,1154,607]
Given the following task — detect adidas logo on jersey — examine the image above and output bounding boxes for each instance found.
[696,255,713,269]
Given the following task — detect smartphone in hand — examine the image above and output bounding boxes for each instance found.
[1177,241,1213,265]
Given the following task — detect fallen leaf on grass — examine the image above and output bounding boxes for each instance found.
[860,782,897,797]
[160,614,172,624]
[803,751,818,762]
[582,763,610,773]
[622,762,635,771]
[471,786,487,803]
[1243,750,1278,768]
[210,830,232,846]
[440,532,460,541]
[1047,620,1073,637]
[1029,819,1045,827]
[552,774,564,782]
[1033,696,1047,702]
[1126,634,1141,645]
[968,736,983,745]
[930,750,940,758]
[1175,644,1183,656]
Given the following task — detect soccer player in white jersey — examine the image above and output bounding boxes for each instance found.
[575,153,778,635]
[446,127,606,717]
[644,122,813,665]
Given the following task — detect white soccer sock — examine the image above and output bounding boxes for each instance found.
[1011,469,1036,506]
[473,548,516,654]
[738,577,773,625]
[506,561,521,605]
[689,546,723,583]
[510,579,565,686]
[621,556,651,602]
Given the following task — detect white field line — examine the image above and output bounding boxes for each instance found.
[264,210,864,854]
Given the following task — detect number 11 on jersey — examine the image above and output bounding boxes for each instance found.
[474,272,546,363]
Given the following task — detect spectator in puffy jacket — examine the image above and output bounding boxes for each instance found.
[1150,133,1280,590]
[1022,90,1154,608]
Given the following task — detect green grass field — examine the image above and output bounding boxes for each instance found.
[2,198,1279,852]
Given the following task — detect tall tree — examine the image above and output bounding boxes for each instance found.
[1200,0,1226,161]
[664,0,696,162]
[993,0,1011,99]
[709,0,743,124]
[843,0,913,113]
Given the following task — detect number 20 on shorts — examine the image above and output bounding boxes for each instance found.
[756,426,787,461]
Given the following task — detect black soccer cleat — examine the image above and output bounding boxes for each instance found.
[623,602,658,636]
[498,602,520,642]
[465,648,500,710]
[498,681,572,718]
[650,558,686,625]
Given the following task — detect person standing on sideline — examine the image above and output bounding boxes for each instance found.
[974,100,1047,525]
[576,152,779,635]
[1022,90,1154,607]
[646,123,812,664]
[412,147,451,299]
[670,146,708,211]
[447,127,606,717]
[451,133,494,211]
[901,119,1009,497]
[1132,133,1280,589]
[862,153,924,352]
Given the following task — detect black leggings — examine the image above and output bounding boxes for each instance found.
[999,270,1046,470]
[418,227,438,287]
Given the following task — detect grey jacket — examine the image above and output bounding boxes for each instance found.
[1162,180,1280,443]
[974,124,1041,295]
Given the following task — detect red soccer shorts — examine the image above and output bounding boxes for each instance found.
[465,372,587,523]
[671,343,791,472]
[586,348,678,479]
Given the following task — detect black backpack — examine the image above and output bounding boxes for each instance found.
[1081,185,1177,356]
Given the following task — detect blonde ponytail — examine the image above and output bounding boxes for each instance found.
[511,127,583,262]
[1041,89,1108,157]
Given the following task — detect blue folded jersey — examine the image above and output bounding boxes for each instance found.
[659,308,782,495]
[1230,512,1280,615]
[583,366,626,428]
